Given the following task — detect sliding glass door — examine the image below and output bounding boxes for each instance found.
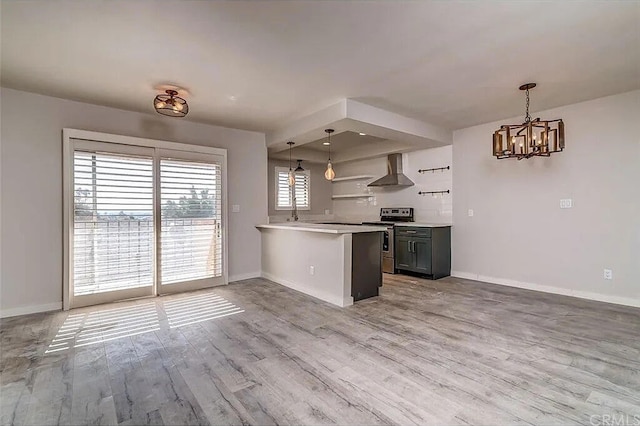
[64,133,226,309]
[158,151,224,294]
[70,142,156,308]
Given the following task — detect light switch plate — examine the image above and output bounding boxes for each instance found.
[232,204,240,213]
[560,199,573,209]
[468,209,474,217]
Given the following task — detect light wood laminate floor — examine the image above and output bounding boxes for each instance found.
[1,275,639,425]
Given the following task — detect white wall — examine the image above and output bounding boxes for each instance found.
[267,159,333,219]
[452,90,640,307]
[0,88,268,316]
[332,145,453,223]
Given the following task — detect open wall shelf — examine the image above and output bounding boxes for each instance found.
[331,175,374,182]
[331,194,374,200]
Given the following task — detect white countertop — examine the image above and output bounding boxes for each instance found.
[395,222,452,228]
[256,223,387,234]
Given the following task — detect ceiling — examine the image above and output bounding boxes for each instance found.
[298,131,385,154]
[271,131,395,164]
[2,1,639,133]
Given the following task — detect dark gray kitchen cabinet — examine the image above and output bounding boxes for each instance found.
[395,236,413,270]
[394,226,450,279]
[351,231,383,301]
[413,237,432,274]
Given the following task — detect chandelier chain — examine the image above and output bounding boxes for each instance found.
[525,88,531,123]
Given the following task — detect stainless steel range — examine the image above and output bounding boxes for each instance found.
[363,207,414,274]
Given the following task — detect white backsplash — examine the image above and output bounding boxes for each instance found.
[268,213,335,223]
[331,145,453,223]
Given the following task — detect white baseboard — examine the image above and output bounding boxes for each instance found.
[0,302,62,319]
[261,272,353,307]
[228,271,261,283]
[450,270,640,309]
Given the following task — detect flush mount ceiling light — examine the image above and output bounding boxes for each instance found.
[154,89,189,117]
[493,83,564,160]
[324,129,335,181]
[294,160,304,172]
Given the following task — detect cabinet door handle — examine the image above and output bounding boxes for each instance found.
[407,241,411,253]
[405,230,417,234]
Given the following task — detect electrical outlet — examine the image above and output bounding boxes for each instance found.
[560,199,573,209]
[309,266,315,276]
[232,204,240,213]
[603,269,613,280]
[468,209,474,217]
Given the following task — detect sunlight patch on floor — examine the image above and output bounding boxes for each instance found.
[45,302,159,353]
[163,293,244,329]
[45,293,244,354]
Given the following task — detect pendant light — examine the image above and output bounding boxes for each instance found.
[324,129,335,181]
[294,160,304,172]
[286,141,295,186]
[493,83,565,160]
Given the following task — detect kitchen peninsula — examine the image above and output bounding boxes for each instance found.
[256,223,387,307]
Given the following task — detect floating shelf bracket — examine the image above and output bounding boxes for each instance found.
[418,190,450,196]
[418,166,450,173]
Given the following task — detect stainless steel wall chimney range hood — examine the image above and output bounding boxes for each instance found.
[367,153,415,187]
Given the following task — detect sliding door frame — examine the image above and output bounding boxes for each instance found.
[63,128,228,310]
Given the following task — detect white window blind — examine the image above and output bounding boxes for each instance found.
[73,151,154,296]
[160,158,223,284]
[275,168,310,210]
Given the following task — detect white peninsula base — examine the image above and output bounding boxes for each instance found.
[256,223,386,307]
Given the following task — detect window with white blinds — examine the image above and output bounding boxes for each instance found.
[73,151,154,296]
[160,158,223,284]
[275,167,310,210]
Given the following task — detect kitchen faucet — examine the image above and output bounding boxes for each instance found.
[291,195,299,221]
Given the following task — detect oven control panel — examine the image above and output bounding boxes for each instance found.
[380,207,413,218]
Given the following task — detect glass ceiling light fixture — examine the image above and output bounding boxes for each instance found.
[294,160,304,172]
[154,89,189,117]
[324,129,335,181]
[287,141,296,186]
[493,83,564,160]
